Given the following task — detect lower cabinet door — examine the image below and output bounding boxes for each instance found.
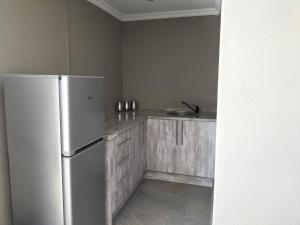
[147,119,178,173]
[147,119,216,179]
[130,122,146,189]
[139,122,147,179]
[176,121,216,178]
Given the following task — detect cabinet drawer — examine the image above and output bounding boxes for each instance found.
[116,176,129,205]
[116,155,130,183]
[116,137,131,164]
[116,130,131,145]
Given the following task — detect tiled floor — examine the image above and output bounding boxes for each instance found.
[113,179,213,225]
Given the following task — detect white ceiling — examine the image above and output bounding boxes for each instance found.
[87,0,221,21]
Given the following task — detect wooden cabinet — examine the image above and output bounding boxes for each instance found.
[147,119,177,173]
[181,120,216,178]
[106,117,215,225]
[106,121,146,225]
[147,119,216,179]
[115,134,131,208]
[130,122,147,190]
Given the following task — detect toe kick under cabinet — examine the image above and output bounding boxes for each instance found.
[147,118,216,179]
[106,121,146,225]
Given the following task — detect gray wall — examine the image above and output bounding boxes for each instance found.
[0,1,122,224]
[68,0,123,110]
[122,16,220,112]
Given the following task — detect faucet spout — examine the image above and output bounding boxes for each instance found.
[181,102,201,114]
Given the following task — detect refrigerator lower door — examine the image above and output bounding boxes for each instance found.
[63,139,106,225]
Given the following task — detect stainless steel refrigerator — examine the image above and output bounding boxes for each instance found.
[4,75,106,225]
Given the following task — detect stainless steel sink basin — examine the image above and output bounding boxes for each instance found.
[166,109,197,117]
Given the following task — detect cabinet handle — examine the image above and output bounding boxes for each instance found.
[118,154,130,166]
[181,121,184,146]
[175,121,184,146]
[118,137,131,146]
[143,122,145,145]
[176,121,184,146]
[176,121,179,145]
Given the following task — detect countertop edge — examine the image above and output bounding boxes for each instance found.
[146,115,216,122]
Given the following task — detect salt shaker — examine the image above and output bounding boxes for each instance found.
[123,100,130,111]
[115,101,123,112]
[131,100,138,111]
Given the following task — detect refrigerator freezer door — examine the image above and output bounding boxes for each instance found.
[60,76,105,156]
[63,140,106,225]
[4,76,64,225]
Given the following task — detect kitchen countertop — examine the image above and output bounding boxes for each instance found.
[105,110,216,141]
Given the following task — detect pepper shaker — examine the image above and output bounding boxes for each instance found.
[131,100,138,111]
[123,100,130,111]
[115,101,123,113]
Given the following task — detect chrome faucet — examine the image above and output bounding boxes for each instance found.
[181,102,201,114]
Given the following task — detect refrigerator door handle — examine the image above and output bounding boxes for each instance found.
[65,137,105,157]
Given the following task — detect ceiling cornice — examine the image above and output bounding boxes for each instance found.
[122,8,219,22]
[87,0,220,22]
[87,0,123,20]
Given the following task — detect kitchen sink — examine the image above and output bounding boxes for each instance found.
[166,109,197,117]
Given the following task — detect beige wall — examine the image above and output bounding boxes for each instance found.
[122,16,220,112]
[68,0,123,110]
[0,0,122,224]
